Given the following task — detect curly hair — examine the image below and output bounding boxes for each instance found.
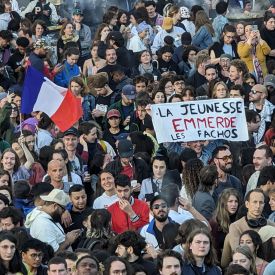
[181,158,203,199]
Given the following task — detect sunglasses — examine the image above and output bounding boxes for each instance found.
[152,203,167,210]
[215,155,233,162]
[250,90,263,95]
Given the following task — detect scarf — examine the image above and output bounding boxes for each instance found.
[249,99,275,144]
[252,44,264,84]
[138,63,153,75]
[61,34,79,44]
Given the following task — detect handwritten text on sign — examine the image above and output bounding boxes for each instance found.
[151,99,249,143]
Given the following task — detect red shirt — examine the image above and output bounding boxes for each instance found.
[108,198,149,234]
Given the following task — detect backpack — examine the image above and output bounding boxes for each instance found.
[80,238,102,251]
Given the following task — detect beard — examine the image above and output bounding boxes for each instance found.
[51,210,62,224]
[155,212,168,222]
[220,164,232,173]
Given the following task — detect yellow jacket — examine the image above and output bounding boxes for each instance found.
[237,40,271,76]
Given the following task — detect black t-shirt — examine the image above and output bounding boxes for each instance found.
[153,222,164,248]
[133,257,158,275]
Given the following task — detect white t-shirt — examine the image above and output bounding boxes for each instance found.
[93,193,118,209]
[168,208,194,224]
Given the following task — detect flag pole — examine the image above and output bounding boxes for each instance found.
[19,113,23,135]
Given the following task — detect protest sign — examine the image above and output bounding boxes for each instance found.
[151,99,249,143]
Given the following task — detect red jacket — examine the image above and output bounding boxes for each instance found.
[108,198,149,234]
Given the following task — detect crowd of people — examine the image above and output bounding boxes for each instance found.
[0,0,275,274]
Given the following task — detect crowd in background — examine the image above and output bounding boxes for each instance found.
[0,0,275,274]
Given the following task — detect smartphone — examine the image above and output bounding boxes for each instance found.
[252,25,258,31]
[131,180,138,188]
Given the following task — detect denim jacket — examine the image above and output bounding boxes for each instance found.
[82,94,95,121]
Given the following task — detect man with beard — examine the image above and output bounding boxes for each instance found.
[212,146,243,203]
[140,195,175,250]
[66,185,90,233]
[28,39,62,78]
[25,189,81,252]
[218,54,232,82]
[108,174,149,234]
[114,231,158,275]
[226,59,251,104]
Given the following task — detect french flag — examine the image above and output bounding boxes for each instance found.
[21,66,83,132]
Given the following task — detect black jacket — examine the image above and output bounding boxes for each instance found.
[105,156,150,185]
[209,40,239,59]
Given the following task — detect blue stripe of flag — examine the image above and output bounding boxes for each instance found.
[21,66,45,114]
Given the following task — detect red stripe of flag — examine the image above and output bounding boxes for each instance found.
[51,90,83,132]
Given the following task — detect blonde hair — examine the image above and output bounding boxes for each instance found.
[211,81,229,98]
[233,245,257,275]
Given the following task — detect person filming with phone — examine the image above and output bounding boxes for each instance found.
[237,24,271,83]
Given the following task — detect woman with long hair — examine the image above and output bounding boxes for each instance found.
[69,76,95,121]
[174,219,208,257]
[238,24,271,83]
[103,10,119,31]
[133,50,161,79]
[0,232,22,274]
[232,245,257,275]
[56,21,81,61]
[181,158,204,201]
[0,148,31,183]
[211,81,229,99]
[192,165,218,221]
[192,10,215,50]
[167,5,186,31]
[79,209,114,251]
[31,19,48,44]
[93,23,111,44]
[239,230,268,275]
[82,41,106,77]
[182,228,221,275]
[210,188,241,261]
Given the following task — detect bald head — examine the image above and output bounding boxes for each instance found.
[47,160,65,185]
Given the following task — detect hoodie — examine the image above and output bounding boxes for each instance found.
[25,208,65,252]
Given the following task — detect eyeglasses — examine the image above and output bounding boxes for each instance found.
[215,155,233,162]
[225,35,235,39]
[250,90,263,94]
[30,253,44,259]
[152,203,167,210]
